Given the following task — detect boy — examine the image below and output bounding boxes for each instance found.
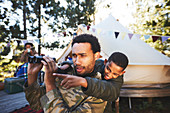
[102,52,128,80]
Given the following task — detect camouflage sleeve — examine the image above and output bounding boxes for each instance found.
[82,76,123,101]
[24,81,46,110]
[40,88,67,113]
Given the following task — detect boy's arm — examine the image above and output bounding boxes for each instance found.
[82,76,123,101]
[53,73,123,102]
[82,59,123,101]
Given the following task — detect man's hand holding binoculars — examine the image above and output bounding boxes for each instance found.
[27,55,57,92]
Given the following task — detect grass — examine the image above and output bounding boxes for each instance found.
[117,97,170,113]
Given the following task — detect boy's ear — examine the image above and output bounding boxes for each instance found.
[104,59,108,65]
[94,52,100,60]
[120,71,126,76]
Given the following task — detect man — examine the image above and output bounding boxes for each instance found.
[14,42,37,80]
[20,42,37,63]
[24,34,123,112]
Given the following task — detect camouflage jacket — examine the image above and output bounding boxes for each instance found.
[24,60,109,113]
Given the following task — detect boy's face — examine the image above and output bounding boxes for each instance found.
[104,61,125,80]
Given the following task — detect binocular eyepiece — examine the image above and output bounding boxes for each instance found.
[28,56,56,63]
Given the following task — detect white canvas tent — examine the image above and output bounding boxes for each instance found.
[57,15,170,85]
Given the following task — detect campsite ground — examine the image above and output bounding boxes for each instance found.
[118,97,170,113]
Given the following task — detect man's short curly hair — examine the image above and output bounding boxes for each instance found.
[72,34,101,53]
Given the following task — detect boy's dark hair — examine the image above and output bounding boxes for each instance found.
[72,34,101,53]
[108,52,129,70]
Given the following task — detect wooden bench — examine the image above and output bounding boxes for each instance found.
[120,84,170,97]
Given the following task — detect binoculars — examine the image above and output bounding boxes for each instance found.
[28,56,56,63]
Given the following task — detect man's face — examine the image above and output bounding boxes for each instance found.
[25,44,32,49]
[104,61,125,80]
[72,43,97,76]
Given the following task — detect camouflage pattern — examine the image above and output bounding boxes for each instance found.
[24,60,107,113]
[41,77,107,113]
[24,81,46,111]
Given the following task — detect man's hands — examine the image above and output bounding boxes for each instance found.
[27,55,87,92]
[42,56,87,91]
[27,55,57,93]
[53,73,88,89]
[28,62,43,86]
[41,56,58,92]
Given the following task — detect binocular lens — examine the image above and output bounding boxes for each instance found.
[28,56,56,63]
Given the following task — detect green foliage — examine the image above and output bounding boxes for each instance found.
[0,1,24,41]
[0,0,96,39]
[0,46,10,56]
[0,0,96,41]
[41,41,60,50]
[129,0,170,56]
[142,36,170,56]
[62,0,95,30]
[155,100,163,111]
[135,99,163,111]
[0,0,96,74]
[0,40,23,75]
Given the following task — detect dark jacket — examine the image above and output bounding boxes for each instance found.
[82,59,123,112]
[83,59,123,100]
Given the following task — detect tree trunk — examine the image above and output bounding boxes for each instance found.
[23,0,27,39]
[38,1,41,55]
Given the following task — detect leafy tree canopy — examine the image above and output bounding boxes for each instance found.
[129,0,170,56]
[0,0,96,73]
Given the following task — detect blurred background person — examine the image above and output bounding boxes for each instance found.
[14,42,38,81]
[20,42,37,63]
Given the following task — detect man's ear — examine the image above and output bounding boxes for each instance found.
[94,52,100,60]
[104,59,108,65]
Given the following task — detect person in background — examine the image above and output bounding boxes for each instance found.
[20,42,37,63]
[14,42,37,81]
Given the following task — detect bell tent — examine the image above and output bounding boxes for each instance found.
[57,15,170,86]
